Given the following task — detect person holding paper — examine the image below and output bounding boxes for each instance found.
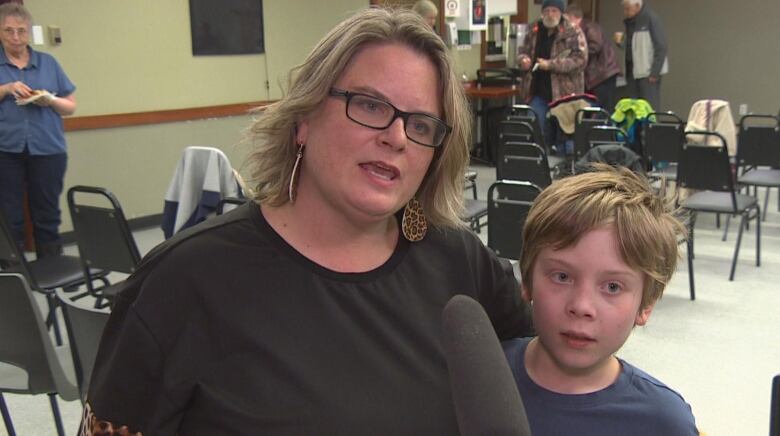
[0,3,76,257]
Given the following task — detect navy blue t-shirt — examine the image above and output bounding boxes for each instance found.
[503,337,698,436]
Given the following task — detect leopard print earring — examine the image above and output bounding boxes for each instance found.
[288,143,305,203]
[402,197,427,242]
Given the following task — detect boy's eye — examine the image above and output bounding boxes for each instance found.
[551,272,570,283]
[605,282,622,294]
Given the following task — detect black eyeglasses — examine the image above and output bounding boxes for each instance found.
[329,88,451,148]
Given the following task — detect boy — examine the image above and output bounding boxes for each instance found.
[503,164,698,435]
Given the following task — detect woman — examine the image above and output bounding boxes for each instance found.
[0,3,76,257]
[84,8,532,435]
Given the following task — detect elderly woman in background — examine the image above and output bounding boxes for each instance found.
[84,7,532,435]
[0,3,76,257]
[412,0,439,29]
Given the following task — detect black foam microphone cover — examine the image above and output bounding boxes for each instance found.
[442,294,532,436]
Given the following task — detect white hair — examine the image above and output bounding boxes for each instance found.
[622,0,643,6]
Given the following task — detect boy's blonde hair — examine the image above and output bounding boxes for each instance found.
[520,164,686,310]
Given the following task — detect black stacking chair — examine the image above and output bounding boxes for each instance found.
[487,181,543,259]
[677,131,761,300]
[736,114,780,221]
[644,111,685,185]
[216,196,248,215]
[0,273,80,436]
[0,211,107,345]
[67,186,141,308]
[55,288,110,402]
[463,171,488,233]
[496,141,552,188]
[573,107,611,161]
[507,104,545,150]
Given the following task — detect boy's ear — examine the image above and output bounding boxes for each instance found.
[634,303,654,326]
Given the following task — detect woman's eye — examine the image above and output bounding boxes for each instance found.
[411,120,432,135]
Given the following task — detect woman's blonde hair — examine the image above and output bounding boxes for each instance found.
[245,7,471,229]
[520,164,686,310]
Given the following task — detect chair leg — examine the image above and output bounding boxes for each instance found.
[45,294,63,346]
[689,213,696,260]
[722,214,731,242]
[687,237,695,301]
[716,213,720,229]
[48,393,65,436]
[729,213,747,281]
[756,205,761,267]
[763,188,770,221]
[0,393,16,436]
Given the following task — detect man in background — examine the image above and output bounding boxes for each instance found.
[565,4,620,112]
[614,0,668,110]
[517,0,586,147]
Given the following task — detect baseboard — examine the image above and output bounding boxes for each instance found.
[61,213,163,245]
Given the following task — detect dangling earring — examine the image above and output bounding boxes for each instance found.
[402,197,427,242]
[288,143,305,203]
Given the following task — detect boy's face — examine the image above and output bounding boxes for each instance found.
[524,225,653,382]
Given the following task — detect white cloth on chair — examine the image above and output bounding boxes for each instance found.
[162,146,240,239]
[685,99,736,156]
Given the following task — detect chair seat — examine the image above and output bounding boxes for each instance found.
[27,255,106,291]
[464,199,488,220]
[649,164,678,181]
[683,191,758,213]
[738,168,780,187]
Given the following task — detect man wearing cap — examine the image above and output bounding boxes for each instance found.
[518,0,587,148]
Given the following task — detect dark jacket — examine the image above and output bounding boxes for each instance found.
[518,17,587,101]
[579,19,620,90]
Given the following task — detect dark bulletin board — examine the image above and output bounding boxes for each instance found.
[189,0,264,56]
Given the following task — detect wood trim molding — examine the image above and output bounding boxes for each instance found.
[63,101,272,132]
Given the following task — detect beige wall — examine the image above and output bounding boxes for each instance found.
[599,0,780,117]
[20,0,366,231]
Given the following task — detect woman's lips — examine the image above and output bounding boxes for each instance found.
[360,162,399,181]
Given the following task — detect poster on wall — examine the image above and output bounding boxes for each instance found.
[472,0,486,26]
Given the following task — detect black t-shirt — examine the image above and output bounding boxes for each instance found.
[83,202,533,435]
[532,24,555,101]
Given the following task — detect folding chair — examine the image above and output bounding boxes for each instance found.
[0,273,80,436]
[55,288,110,402]
[677,131,761,300]
[216,196,248,215]
[0,212,107,345]
[496,141,551,188]
[644,111,685,184]
[487,181,543,259]
[68,186,142,308]
[735,114,780,221]
[463,171,488,233]
[507,104,545,150]
[573,107,611,162]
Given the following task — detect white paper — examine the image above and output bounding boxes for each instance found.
[32,25,44,45]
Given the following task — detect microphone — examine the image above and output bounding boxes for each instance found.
[442,294,532,436]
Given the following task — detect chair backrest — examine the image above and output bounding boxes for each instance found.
[0,212,36,287]
[771,374,779,436]
[644,111,685,165]
[586,125,627,148]
[677,131,737,207]
[216,196,248,215]
[0,273,78,400]
[487,181,543,259]
[574,107,611,160]
[508,104,545,148]
[496,141,552,188]
[68,186,141,274]
[500,120,536,143]
[575,143,645,175]
[55,288,110,402]
[737,114,780,168]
